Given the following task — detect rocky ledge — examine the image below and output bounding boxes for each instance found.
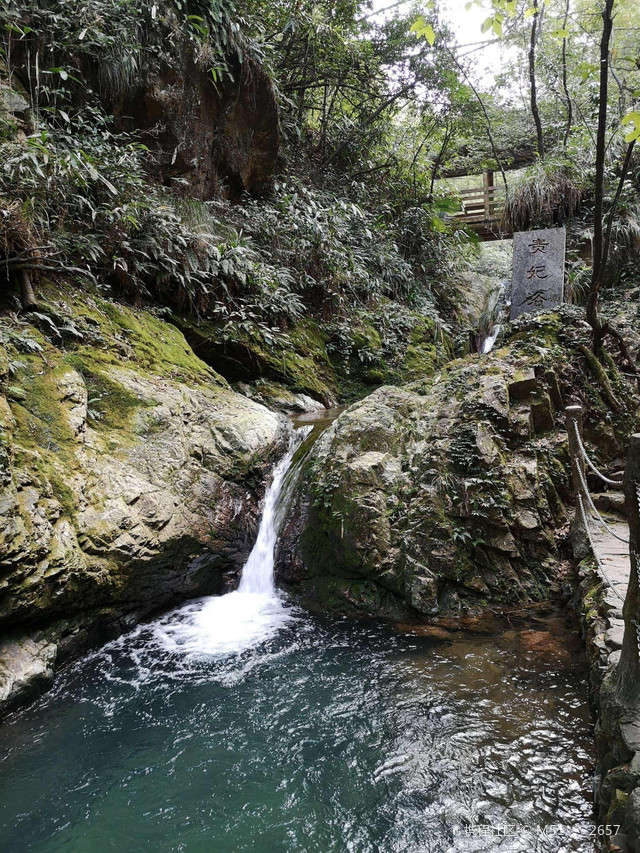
[276,309,636,618]
[0,281,289,715]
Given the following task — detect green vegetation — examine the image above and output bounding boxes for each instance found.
[0,0,639,397]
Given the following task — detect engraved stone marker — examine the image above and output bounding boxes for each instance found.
[510,226,566,320]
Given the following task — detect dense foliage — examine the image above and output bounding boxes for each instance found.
[1,0,640,393]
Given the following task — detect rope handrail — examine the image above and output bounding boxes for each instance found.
[572,421,624,487]
[575,459,630,544]
[577,494,626,602]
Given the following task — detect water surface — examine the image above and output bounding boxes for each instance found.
[0,426,595,852]
[0,605,595,853]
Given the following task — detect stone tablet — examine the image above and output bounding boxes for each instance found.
[510,227,565,320]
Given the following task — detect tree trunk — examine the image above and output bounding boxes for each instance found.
[561,0,573,147]
[429,125,452,198]
[587,0,615,344]
[602,140,636,272]
[529,0,545,158]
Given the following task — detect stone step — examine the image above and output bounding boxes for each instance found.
[593,491,626,514]
[606,620,626,650]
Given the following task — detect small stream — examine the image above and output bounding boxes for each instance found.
[0,418,596,853]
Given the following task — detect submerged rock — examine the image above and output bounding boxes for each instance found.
[276,309,637,618]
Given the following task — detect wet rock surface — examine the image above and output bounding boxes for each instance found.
[0,283,289,714]
[113,53,279,199]
[277,310,637,618]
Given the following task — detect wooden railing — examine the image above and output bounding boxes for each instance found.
[450,171,505,227]
[452,186,504,223]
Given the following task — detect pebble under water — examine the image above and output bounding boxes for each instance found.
[0,602,595,853]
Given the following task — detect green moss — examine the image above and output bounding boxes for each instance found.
[175,312,339,403]
[48,471,77,517]
[23,281,224,388]
[10,375,79,520]
[578,343,620,412]
[291,574,409,619]
[66,357,152,432]
[84,298,221,385]
[363,368,386,384]
[351,324,383,352]
[9,357,75,457]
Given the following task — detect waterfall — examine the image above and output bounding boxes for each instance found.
[152,427,310,657]
[479,323,501,354]
[477,277,508,354]
[238,438,300,595]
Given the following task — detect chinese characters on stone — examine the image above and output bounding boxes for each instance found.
[520,238,551,310]
[510,227,565,320]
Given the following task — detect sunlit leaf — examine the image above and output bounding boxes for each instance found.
[410,16,435,45]
[622,111,640,143]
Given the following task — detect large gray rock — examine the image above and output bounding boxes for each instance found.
[277,310,633,618]
[0,637,57,712]
[0,290,289,714]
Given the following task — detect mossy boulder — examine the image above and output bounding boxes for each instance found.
[170,313,338,406]
[276,309,638,617]
[0,281,289,714]
[171,304,454,407]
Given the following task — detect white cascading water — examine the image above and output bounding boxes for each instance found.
[480,323,501,354]
[237,444,294,595]
[151,427,310,657]
[478,278,508,354]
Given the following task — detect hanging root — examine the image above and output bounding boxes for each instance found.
[578,343,621,412]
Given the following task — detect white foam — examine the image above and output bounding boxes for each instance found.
[480,323,501,353]
[143,427,311,660]
[151,591,295,658]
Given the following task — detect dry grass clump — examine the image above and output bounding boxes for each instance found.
[503,158,584,232]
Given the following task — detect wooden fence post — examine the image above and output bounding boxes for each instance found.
[483,170,494,219]
[566,405,588,556]
[616,434,640,705]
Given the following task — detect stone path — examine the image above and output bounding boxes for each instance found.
[589,501,631,653]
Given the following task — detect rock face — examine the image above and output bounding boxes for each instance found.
[113,53,279,199]
[276,310,636,617]
[0,282,288,714]
[7,20,279,201]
